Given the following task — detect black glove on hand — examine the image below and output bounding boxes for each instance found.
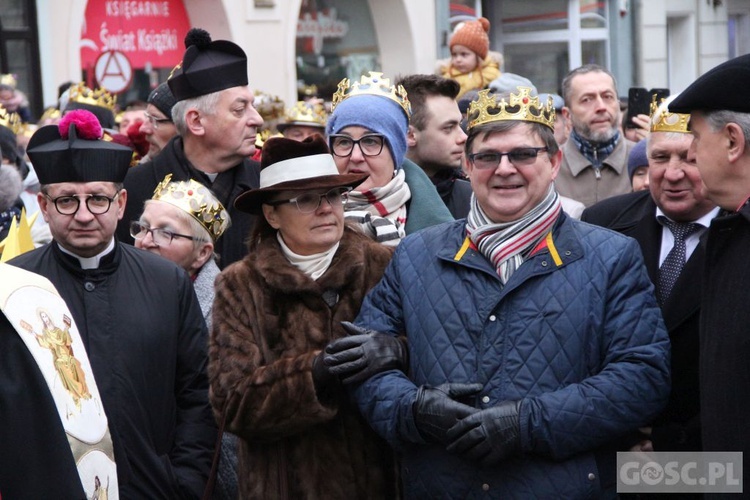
[311,350,339,396]
[322,321,408,385]
[446,400,521,465]
[413,383,483,444]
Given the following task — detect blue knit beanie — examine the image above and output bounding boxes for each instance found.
[326,94,408,170]
[628,139,649,181]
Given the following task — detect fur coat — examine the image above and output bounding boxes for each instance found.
[209,227,397,499]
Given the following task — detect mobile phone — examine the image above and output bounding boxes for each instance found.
[626,87,670,128]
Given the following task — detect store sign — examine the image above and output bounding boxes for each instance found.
[95,50,133,93]
[297,8,349,55]
[80,0,191,70]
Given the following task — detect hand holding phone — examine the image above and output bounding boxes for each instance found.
[626,87,670,129]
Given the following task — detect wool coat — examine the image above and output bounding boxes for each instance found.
[209,227,397,499]
[700,204,750,487]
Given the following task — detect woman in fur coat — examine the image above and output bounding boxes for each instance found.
[209,135,403,499]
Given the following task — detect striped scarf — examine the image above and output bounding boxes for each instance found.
[466,187,562,284]
[344,169,411,247]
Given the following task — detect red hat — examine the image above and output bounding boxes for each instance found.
[450,17,491,60]
[234,135,368,215]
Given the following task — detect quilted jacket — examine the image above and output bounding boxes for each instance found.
[352,214,671,499]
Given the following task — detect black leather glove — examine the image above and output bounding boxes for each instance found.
[413,383,483,444]
[446,400,521,465]
[322,321,408,385]
[311,350,339,397]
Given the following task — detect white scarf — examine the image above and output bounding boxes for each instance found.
[344,169,411,246]
[278,233,339,281]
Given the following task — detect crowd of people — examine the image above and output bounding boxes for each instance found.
[0,18,748,500]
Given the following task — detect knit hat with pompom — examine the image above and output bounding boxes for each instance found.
[450,17,491,60]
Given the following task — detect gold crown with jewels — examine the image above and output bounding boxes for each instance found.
[0,104,21,134]
[650,95,690,134]
[468,87,555,131]
[283,101,328,127]
[152,174,230,242]
[331,71,411,118]
[68,82,117,111]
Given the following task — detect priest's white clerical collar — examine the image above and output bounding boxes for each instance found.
[57,239,116,269]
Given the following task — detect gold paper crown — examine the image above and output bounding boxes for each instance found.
[283,101,327,127]
[152,174,230,242]
[649,95,690,133]
[39,107,62,124]
[253,90,286,121]
[468,87,555,131]
[331,71,411,118]
[0,74,16,88]
[255,130,282,148]
[0,104,21,134]
[298,83,318,97]
[68,82,117,111]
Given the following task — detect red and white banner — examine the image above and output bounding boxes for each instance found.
[80,1,192,70]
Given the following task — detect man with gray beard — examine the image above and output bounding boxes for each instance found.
[555,65,635,207]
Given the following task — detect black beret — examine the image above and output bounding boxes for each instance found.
[669,54,750,114]
[168,28,248,101]
[28,111,132,185]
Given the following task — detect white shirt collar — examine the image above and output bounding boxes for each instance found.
[57,238,116,269]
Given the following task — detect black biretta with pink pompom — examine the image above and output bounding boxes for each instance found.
[168,28,248,102]
[27,109,133,185]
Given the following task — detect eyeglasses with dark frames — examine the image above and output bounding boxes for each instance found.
[266,187,352,214]
[144,112,172,130]
[129,221,203,246]
[45,193,119,215]
[468,147,549,169]
[329,134,385,158]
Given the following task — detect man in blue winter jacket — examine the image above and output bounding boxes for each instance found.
[341,86,671,498]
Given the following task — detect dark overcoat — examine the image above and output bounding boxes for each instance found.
[116,136,260,269]
[10,242,216,499]
[699,204,750,486]
[582,190,716,450]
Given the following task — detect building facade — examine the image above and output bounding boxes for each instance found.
[0,0,747,119]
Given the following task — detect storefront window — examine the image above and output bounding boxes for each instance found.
[490,0,609,94]
[0,0,28,29]
[295,0,380,101]
[580,0,606,28]
[500,0,568,33]
[0,0,41,119]
[503,42,568,94]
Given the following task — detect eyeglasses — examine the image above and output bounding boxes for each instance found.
[144,112,172,130]
[329,134,385,157]
[129,221,202,246]
[468,147,549,169]
[266,187,351,214]
[45,193,119,215]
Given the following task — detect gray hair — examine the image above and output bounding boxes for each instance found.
[702,110,750,149]
[171,91,222,136]
[561,64,618,106]
[0,164,23,211]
